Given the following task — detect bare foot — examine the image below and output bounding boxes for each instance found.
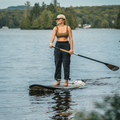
[63,80,68,86]
[63,83,68,86]
[54,81,60,85]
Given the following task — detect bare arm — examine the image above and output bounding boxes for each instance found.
[49,27,57,48]
[68,26,73,54]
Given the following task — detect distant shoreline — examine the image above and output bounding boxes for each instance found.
[0,4,120,10]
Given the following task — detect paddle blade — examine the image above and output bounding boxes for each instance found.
[106,64,119,71]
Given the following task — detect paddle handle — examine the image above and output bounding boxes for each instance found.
[60,48,70,53]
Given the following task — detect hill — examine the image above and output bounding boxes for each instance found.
[0,5,33,11]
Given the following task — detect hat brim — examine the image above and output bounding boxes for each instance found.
[54,18,65,20]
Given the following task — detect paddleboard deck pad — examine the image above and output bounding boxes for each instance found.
[29,80,85,91]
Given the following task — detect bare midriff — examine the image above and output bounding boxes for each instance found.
[57,37,68,42]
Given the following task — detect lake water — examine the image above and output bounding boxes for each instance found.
[0,28,120,120]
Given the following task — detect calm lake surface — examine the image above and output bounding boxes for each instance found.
[0,28,120,120]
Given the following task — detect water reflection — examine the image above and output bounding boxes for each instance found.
[29,90,72,120]
[51,91,72,119]
[29,90,53,97]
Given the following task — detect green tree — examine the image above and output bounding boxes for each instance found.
[20,15,26,29]
[108,20,113,28]
[114,11,120,29]
[53,0,57,6]
[101,19,109,28]
[65,11,77,29]
[24,1,31,17]
[46,11,54,29]
[52,13,58,26]
[29,3,41,21]
[41,2,46,11]
[24,17,31,29]
[20,15,31,29]
[31,18,39,29]
[47,3,56,13]
[117,19,120,28]
[42,10,49,29]
[93,18,102,28]
[9,19,14,28]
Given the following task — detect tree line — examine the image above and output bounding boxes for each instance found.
[20,1,77,29]
[73,5,120,28]
[0,10,23,28]
[0,1,120,29]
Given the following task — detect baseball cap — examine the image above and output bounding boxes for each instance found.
[54,14,66,20]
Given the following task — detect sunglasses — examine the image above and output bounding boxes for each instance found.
[56,18,61,20]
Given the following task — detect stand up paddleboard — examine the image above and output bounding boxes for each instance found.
[29,80,85,91]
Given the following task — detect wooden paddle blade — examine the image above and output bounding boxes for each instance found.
[106,64,119,71]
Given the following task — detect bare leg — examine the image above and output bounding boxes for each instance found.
[63,79,68,86]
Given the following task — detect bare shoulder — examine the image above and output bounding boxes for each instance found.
[67,26,72,32]
[53,26,57,30]
[52,26,57,35]
[52,26,57,34]
[67,26,71,31]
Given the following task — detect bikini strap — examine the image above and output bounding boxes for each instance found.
[57,26,58,30]
[56,26,58,35]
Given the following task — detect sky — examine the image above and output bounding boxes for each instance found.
[0,0,120,9]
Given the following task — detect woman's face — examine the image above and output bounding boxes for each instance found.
[56,18,64,24]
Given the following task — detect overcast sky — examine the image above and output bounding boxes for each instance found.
[0,0,120,9]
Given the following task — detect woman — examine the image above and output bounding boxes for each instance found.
[49,14,73,86]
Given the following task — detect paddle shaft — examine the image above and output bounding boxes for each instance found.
[74,53,107,65]
[54,47,108,65]
[54,47,119,71]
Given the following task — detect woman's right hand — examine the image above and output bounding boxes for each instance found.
[49,43,54,48]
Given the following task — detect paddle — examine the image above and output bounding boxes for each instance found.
[54,47,119,71]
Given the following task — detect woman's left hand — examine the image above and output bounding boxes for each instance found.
[69,49,73,55]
